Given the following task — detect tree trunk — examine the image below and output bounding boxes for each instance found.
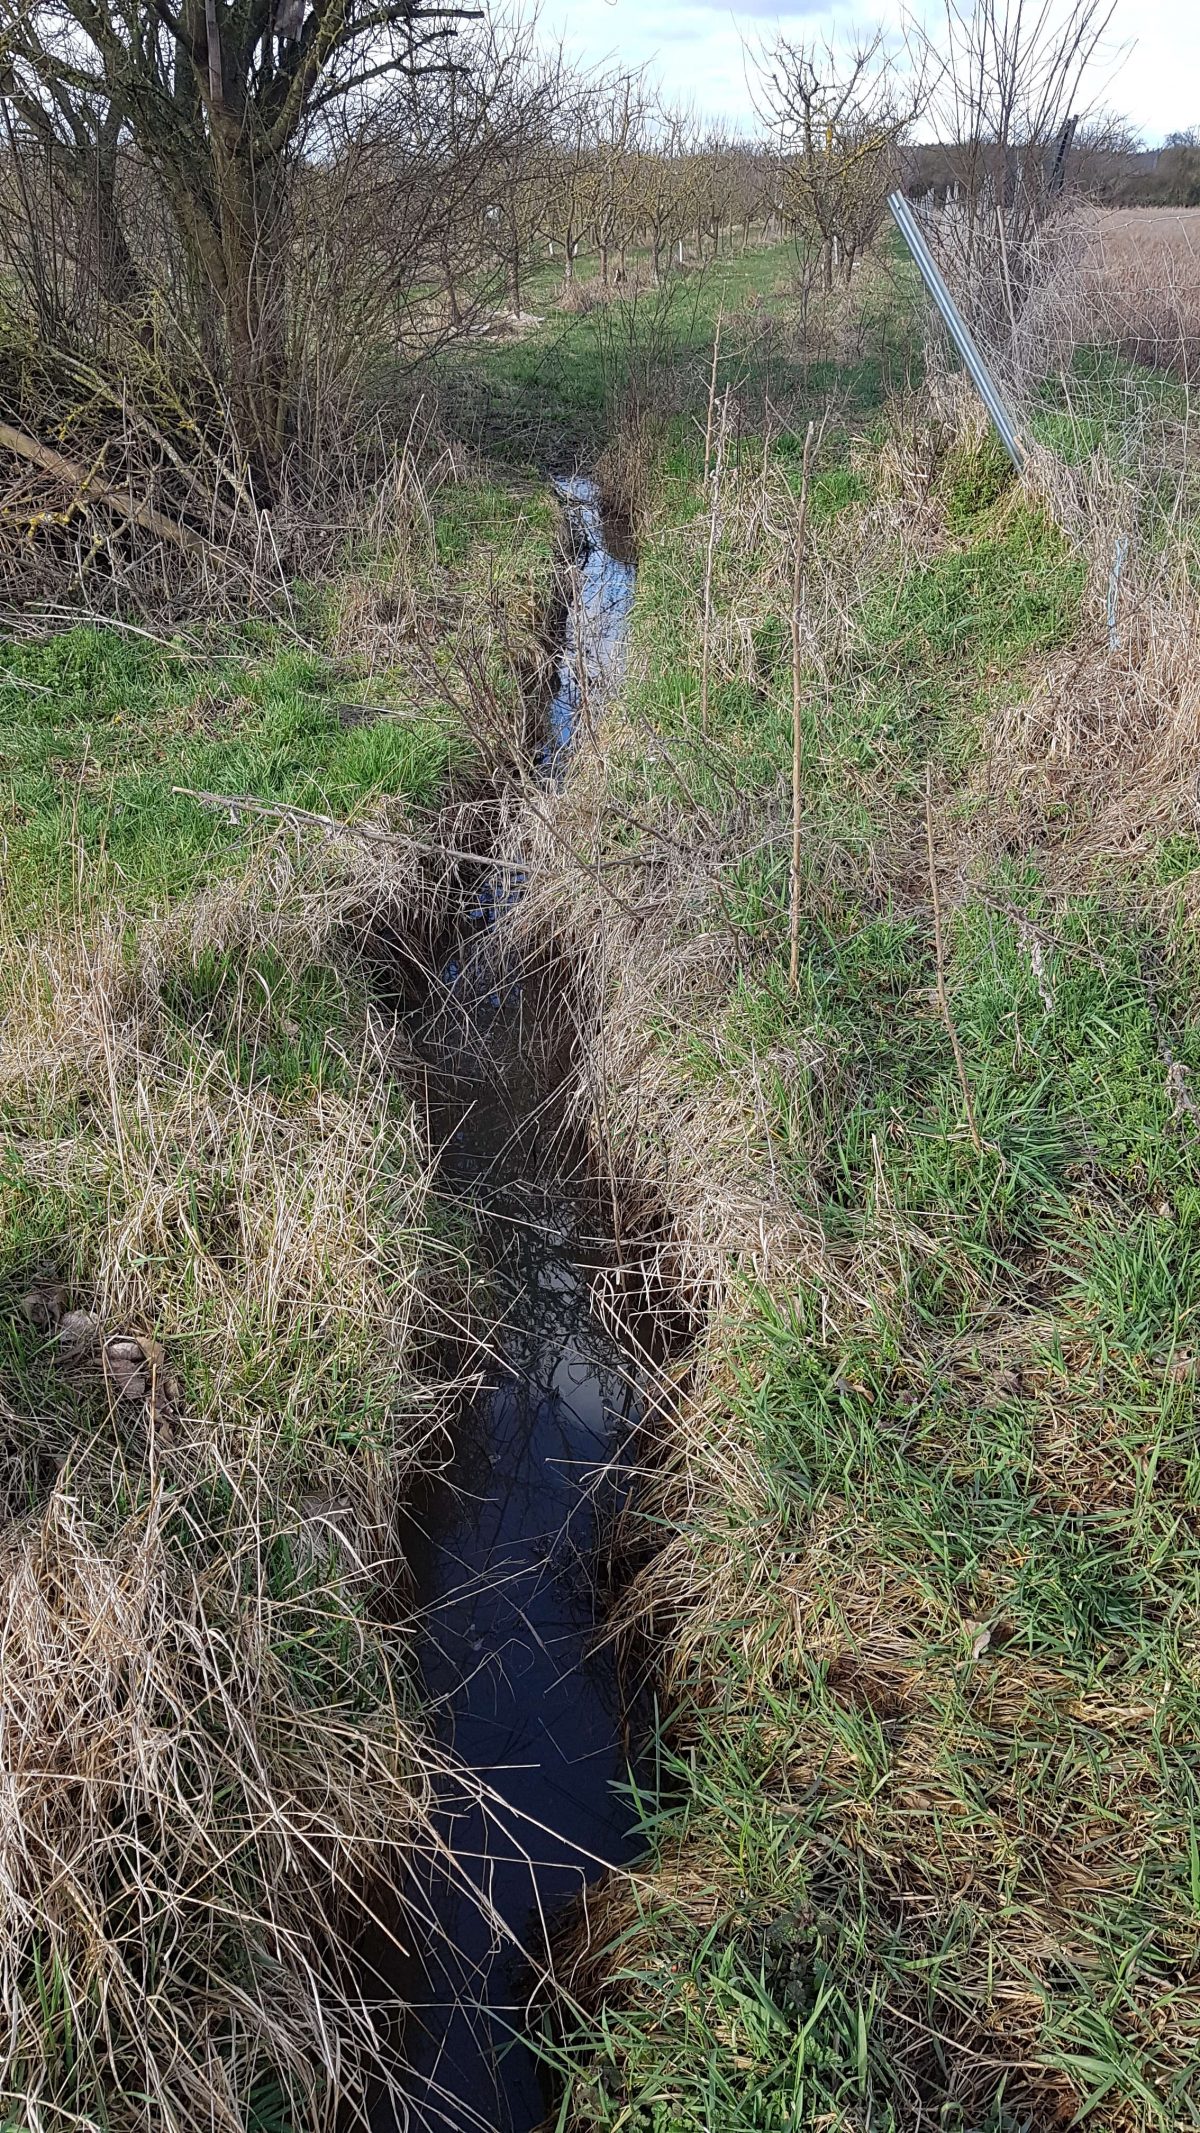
[442,240,463,327]
[76,109,141,318]
[187,128,289,495]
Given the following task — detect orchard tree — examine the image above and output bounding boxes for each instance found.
[920,0,1118,320]
[540,59,594,282]
[585,70,644,284]
[757,30,921,288]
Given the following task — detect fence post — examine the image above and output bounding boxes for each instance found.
[887,190,1026,474]
[1107,533,1129,652]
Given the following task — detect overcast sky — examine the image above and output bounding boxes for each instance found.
[537,0,1197,147]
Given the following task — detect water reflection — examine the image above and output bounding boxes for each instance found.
[383,481,640,2133]
[542,476,637,768]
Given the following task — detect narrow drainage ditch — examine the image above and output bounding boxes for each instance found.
[375,478,646,2133]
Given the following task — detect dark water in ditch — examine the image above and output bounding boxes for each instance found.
[381,479,639,2133]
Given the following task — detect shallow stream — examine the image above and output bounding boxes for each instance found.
[385,481,640,2133]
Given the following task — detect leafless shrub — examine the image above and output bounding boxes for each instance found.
[0,334,462,620]
[913,0,1119,344]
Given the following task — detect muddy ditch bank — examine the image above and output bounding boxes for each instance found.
[361,479,689,2133]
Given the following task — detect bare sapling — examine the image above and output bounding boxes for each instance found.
[789,418,816,992]
[703,311,723,482]
[917,0,1118,347]
[699,384,731,733]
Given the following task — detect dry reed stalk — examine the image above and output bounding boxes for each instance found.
[702,311,723,485]
[699,386,731,736]
[788,419,816,994]
[924,762,983,1156]
[995,202,1019,365]
[173,783,528,871]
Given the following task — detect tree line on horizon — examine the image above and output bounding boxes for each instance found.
[0,0,1193,511]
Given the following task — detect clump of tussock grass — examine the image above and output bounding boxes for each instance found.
[899,351,1200,883]
[509,726,835,1306]
[0,1464,433,2132]
[0,813,480,2126]
[0,801,478,1530]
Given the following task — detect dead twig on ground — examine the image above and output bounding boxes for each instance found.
[172,786,525,870]
[0,420,210,555]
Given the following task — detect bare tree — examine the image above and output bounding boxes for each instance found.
[0,64,141,335]
[0,0,480,487]
[585,70,645,285]
[757,30,924,289]
[539,57,595,284]
[640,100,694,283]
[286,26,539,404]
[471,19,563,314]
[918,0,1120,330]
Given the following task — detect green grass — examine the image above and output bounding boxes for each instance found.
[0,475,554,932]
[0,627,459,925]
[430,240,914,472]
[541,369,1200,2129]
[1030,345,1200,552]
[0,462,553,1427]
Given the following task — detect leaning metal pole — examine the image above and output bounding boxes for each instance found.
[887,190,1026,474]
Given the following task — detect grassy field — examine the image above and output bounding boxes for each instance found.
[515,268,1200,2131]
[0,469,555,2127]
[4,223,1198,2132]
[1076,206,1200,379]
[430,240,916,474]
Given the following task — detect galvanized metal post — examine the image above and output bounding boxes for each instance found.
[887,189,1026,474]
[1107,533,1129,653]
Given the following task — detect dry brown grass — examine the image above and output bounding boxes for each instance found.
[0,814,480,2127]
[511,742,831,1307]
[0,1468,432,2132]
[1077,207,1200,380]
